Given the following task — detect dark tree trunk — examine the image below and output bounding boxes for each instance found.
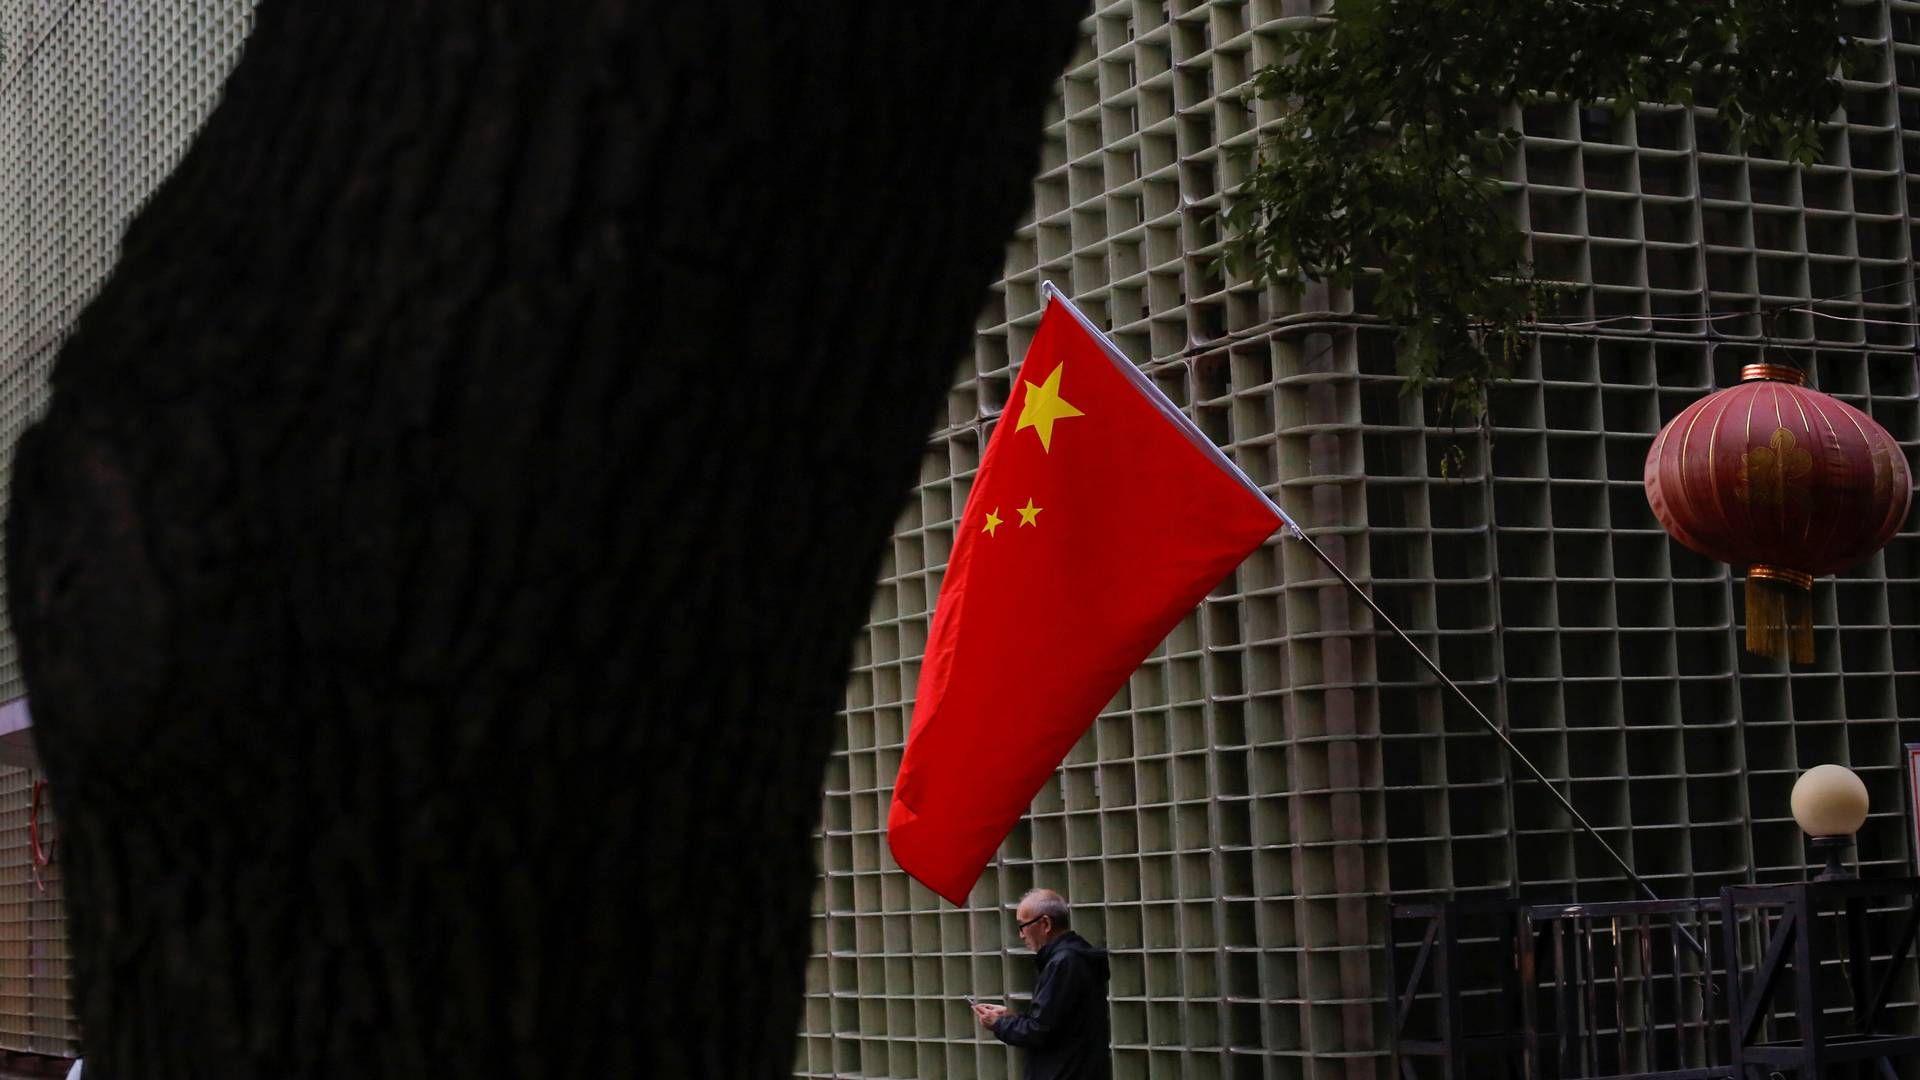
[6,5,1082,1076]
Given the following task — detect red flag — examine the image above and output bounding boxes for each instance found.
[887,290,1284,904]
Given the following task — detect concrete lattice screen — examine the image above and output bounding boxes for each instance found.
[0,0,258,1061]
[0,766,68,1058]
[801,2,1920,1078]
[0,0,259,700]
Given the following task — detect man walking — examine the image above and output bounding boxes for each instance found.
[973,888,1111,1079]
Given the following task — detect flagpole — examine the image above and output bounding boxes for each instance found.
[1035,281,1696,936]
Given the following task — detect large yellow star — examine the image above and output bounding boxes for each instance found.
[1017,498,1042,527]
[982,509,1003,537]
[1014,364,1085,452]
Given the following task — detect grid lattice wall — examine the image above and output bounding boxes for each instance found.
[0,765,68,1057]
[0,0,255,1059]
[0,0,256,702]
[801,1,1920,1078]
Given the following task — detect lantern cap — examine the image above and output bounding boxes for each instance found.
[1790,764,1869,838]
[1741,363,1807,385]
[1748,565,1814,591]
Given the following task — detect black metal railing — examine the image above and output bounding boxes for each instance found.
[1530,899,1724,1079]
[1389,899,1533,1075]
[1721,878,1920,1077]
[1388,878,1920,1079]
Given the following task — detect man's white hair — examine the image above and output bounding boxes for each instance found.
[1020,888,1071,929]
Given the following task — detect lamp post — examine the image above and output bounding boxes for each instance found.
[1791,764,1870,880]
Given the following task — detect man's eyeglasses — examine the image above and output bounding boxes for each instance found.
[1016,915,1047,932]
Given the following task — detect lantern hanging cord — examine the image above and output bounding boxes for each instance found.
[1146,302,1920,362]
[1531,273,1917,330]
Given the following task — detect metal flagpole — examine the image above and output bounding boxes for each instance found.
[1037,282,1702,947]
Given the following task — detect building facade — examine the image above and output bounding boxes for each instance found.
[0,1,1918,1078]
[0,0,258,1059]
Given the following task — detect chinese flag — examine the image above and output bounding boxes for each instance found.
[887,293,1284,904]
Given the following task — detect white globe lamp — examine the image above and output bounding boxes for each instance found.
[1791,764,1869,880]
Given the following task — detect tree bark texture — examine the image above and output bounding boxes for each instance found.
[6,5,1084,1076]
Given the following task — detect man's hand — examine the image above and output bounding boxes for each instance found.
[972,1003,1010,1030]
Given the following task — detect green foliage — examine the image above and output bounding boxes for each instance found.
[1224,0,1860,421]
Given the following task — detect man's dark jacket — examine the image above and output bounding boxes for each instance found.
[992,930,1111,1080]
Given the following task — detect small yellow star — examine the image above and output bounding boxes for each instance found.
[982,509,1003,537]
[1014,364,1085,452]
[1017,498,1042,527]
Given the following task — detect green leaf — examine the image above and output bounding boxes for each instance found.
[1224,0,1850,424]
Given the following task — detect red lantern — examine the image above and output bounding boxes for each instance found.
[1644,363,1911,662]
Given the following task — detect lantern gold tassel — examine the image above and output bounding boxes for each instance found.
[1746,567,1813,663]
